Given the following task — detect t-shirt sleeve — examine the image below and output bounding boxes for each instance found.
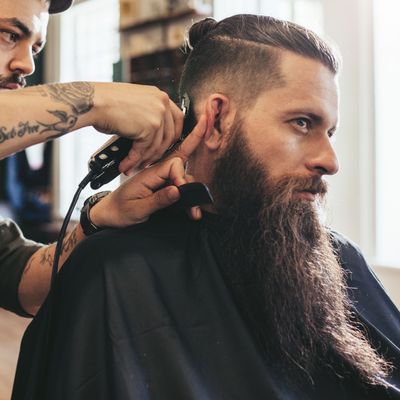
[0,218,44,316]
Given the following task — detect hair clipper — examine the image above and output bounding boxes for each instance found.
[88,93,197,190]
[88,136,133,190]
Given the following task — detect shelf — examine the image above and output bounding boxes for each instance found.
[120,9,200,32]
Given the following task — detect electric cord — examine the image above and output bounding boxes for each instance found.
[35,169,97,399]
[50,169,96,290]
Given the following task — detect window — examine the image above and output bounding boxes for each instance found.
[56,0,120,217]
[214,0,323,34]
[374,0,400,266]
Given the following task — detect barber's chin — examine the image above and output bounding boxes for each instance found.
[293,191,316,201]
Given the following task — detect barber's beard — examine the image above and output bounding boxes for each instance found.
[0,73,26,89]
[210,123,390,385]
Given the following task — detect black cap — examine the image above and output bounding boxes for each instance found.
[49,0,74,14]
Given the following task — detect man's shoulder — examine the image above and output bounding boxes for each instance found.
[329,229,377,284]
[68,207,198,267]
[0,216,42,248]
[0,217,21,239]
[330,229,400,314]
[329,230,363,261]
[56,207,207,308]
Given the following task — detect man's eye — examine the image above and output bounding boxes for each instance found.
[328,130,336,141]
[0,31,20,43]
[294,118,311,130]
[33,48,41,58]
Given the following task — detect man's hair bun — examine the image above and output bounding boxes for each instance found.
[188,18,218,49]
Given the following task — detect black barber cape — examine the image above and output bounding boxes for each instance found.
[12,209,400,399]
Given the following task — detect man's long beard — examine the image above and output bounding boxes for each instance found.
[210,123,390,385]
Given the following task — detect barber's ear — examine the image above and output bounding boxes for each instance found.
[204,94,230,150]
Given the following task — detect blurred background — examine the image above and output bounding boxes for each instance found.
[1,0,399,398]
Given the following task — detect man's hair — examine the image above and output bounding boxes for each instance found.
[179,14,341,108]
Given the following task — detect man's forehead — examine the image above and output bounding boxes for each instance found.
[0,0,50,21]
[262,53,338,99]
[248,59,339,127]
[277,52,338,89]
[0,0,49,38]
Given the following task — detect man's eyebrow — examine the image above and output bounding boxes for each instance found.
[284,110,322,123]
[0,18,32,38]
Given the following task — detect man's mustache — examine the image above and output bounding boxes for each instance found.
[296,177,328,195]
[273,175,328,197]
[0,74,27,88]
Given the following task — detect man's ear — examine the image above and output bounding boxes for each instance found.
[204,94,230,150]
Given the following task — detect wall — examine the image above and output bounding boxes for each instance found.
[322,0,400,309]
[375,267,400,309]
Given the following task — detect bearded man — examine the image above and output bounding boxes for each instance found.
[12,14,400,400]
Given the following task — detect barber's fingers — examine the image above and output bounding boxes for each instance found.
[142,182,202,222]
[119,101,183,173]
[119,146,140,174]
[182,174,203,221]
[144,157,202,220]
[135,156,187,192]
[108,184,179,226]
[139,121,165,167]
[153,161,203,221]
[107,157,201,227]
[136,185,181,218]
[120,113,207,175]
[128,158,187,217]
[140,106,175,166]
[166,114,207,163]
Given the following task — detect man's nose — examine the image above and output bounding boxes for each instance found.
[9,45,35,77]
[305,136,339,176]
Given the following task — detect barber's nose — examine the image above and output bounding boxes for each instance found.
[9,45,35,77]
[306,137,339,176]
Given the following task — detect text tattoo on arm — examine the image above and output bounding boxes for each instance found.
[0,82,95,143]
[61,227,78,255]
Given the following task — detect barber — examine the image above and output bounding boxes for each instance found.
[0,0,203,317]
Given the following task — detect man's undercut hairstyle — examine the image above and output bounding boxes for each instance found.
[179,14,341,108]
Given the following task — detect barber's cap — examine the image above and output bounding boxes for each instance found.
[49,0,74,14]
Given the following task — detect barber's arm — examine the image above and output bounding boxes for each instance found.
[0,82,182,167]
[17,115,207,316]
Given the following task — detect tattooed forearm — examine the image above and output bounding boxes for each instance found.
[40,247,54,268]
[37,110,78,139]
[46,82,95,115]
[24,228,78,277]
[23,255,35,275]
[37,82,95,138]
[61,228,78,255]
[36,82,95,138]
[0,82,95,144]
[0,122,40,143]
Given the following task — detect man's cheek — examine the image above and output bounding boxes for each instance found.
[0,54,9,77]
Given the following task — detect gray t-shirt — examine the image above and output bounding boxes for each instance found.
[0,217,43,316]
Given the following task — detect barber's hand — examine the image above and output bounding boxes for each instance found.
[92,83,183,168]
[90,115,207,228]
